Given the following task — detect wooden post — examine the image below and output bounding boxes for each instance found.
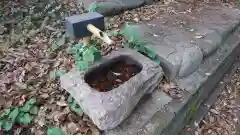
[83,37,90,46]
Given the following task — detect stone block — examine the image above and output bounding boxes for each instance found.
[65,12,104,39]
[78,0,145,16]
[60,48,163,130]
[104,90,172,135]
[178,46,203,78]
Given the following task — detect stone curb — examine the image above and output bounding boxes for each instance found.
[78,0,145,16]
[155,25,240,135]
[179,60,240,135]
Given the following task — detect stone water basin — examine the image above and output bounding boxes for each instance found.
[60,48,163,130]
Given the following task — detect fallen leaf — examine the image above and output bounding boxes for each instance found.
[0,95,6,107]
[16,113,32,125]
[91,130,101,135]
[67,122,78,134]
[57,101,68,107]
[9,108,19,122]
[195,35,204,39]
[205,72,211,76]
[14,82,27,89]
[40,93,49,99]
[0,25,5,35]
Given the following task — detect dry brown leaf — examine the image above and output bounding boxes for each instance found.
[0,95,6,107]
[57,100,68,107]
[195,35,204,39]
[91,130,101,135]
[40,93,49,99]
[66,122,78,134]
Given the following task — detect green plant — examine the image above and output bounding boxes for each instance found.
[67,41,101,113]
[47,128,66,135]
[55,70,67,77]
[55,40,101,118]
[70,41,101,71]
[184,90,202,124]
[0,98,38,131]
[119,23,160,64]
[67,96,83,115]
[88,1,99,12]
[55,41,101,115]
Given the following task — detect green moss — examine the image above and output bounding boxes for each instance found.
[184,90,202,124]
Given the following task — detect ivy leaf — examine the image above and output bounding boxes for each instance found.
[76,60,88,71]
[20,98,36,112]
[153,59,161,65]
[121,23,141,42]
[71,44,84,54]
[88,1,98,12]
[135,43,147,54]
[0,109,11,118]
[70,101,83,115]
[89,46,101,61]
[2,121,13,131]
[21,113,31,125]
[16,113,32,125]
[8,108,19,122]
[55,70,66,77]
[27,98,36,105]
[68,96,83,114]
[47,128,66,135]
[0,120,4,128]
[145,45,157,59]
[67,96,73,103]
[30,106,39,115]
[74,53,82,62]
[93,50,101,61]
[82,49,95,63]
[108,30,121,37]
[16,112,24,124]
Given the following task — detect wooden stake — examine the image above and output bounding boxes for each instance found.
[83,37,90,46]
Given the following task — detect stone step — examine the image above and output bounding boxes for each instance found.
[78,0,146,16]
[103,4,240,135]
[179,57,240,135]
[103,36,240,135]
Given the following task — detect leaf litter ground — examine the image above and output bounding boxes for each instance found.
[190,57,240,135]
[0,0,100,135]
